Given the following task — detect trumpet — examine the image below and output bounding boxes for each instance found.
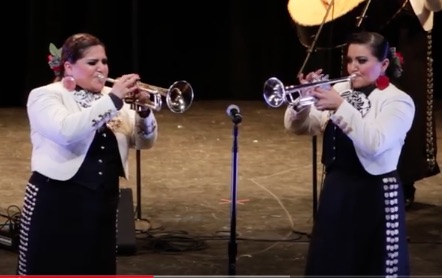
[98,74,194,113]
[263,74,356,109]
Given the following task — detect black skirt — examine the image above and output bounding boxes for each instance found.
[17,171,120,275]
[304,169,410,277]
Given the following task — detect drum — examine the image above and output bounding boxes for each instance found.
[287,0,408,49]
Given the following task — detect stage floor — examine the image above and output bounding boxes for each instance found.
[1,100,441,275]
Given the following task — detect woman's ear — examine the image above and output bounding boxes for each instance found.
[381,58,390,73]
[63,61,73,76]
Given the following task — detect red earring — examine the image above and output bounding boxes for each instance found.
[375,75,389,90]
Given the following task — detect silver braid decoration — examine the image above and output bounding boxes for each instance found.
[425,31,436,171]
[340,46,344,77]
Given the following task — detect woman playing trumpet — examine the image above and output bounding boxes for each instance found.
[285,31,414,276]
[18,33,158,275]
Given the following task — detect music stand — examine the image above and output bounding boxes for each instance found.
[294,0,336,226]
[293,0,372,227]
[131,0,150,229]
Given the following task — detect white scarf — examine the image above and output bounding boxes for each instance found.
[72,89,103,108]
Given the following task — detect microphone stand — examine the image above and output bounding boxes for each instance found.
[228,115,241,275]
[130,102,143,221]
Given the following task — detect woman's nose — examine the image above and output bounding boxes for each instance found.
[95,65,107,76]
[348,63,358,73]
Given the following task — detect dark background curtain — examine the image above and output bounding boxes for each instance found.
[3,0,442,107]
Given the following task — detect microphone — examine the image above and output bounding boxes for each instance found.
[226,104,242,124]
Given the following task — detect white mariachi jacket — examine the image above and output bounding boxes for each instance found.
[409,0,442,31]
[284,82,415,176]
[27,81,158,181]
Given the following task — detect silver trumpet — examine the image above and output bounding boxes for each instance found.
[98,74,194,113]
[263,74,356,109]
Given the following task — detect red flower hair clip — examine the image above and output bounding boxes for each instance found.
[395,52,404,65]
[390,47,404,78]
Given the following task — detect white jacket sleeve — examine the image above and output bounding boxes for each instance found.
[126,105,158,150]
[283,104,324,136]
[283,81,350,136]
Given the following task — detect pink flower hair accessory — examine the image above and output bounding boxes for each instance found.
[47,43,62,76]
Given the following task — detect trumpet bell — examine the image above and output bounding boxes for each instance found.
[263,78,285,108]
[263,77,300,108]
[166,81,194,113]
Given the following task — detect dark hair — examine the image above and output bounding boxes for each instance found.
[344,31,401,79]
[54,33,105,81]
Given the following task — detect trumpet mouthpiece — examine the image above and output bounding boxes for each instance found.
[97,73,105,81]
[96,74,116,84]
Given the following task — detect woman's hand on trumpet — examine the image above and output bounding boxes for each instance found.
[132,89,153,117]
[110,73,140,100]
[297,69,324,98]
[311,87,344,111]
[298,69,324,84]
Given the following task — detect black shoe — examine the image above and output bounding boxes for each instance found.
[405,196,414,210]
[403,183,416,210]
